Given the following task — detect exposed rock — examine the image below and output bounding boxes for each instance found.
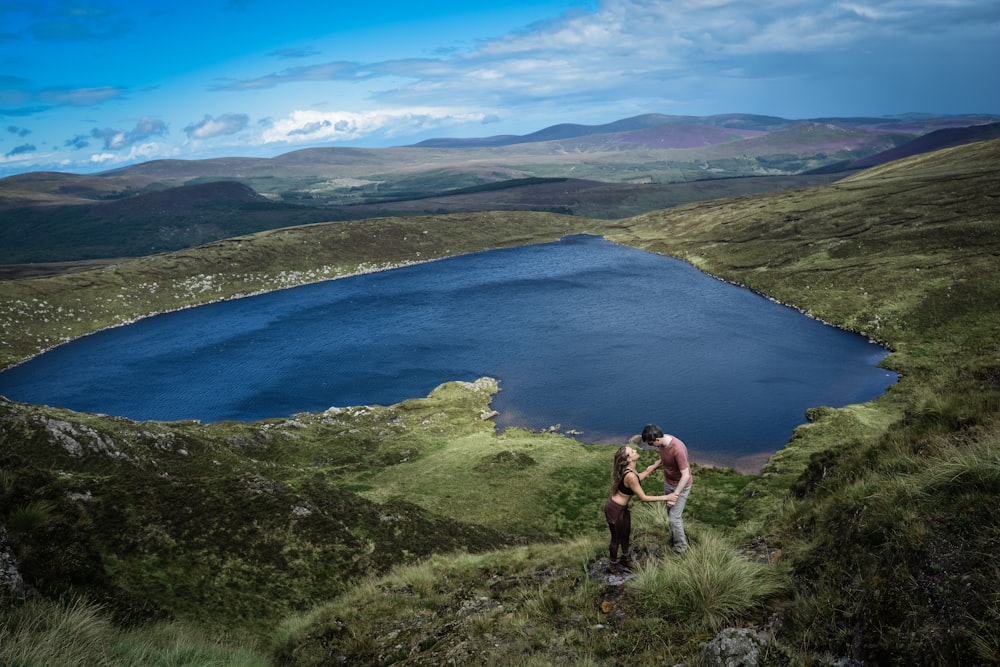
[140,430,177,451]
[240,472,282,496]
[41,416,122,458]
[464,377,498,393]
[702,627,767,667]
[0,524,26,597]
[458,595,501,616]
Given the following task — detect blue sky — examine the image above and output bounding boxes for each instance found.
[1,0,998,177]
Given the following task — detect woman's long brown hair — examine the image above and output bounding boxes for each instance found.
[610,445,631,496]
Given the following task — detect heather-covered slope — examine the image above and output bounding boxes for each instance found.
[847,120,1000,168]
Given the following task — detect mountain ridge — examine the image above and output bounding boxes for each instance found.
[408,111,996,148]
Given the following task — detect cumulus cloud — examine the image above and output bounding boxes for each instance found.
[361,0,1000,112]
[89,140,177,168]
[192,0,999,149]
[184,113,250,140]
[259,108,490,145]
[5,0,998,176]
[7,125,30,137]
[91,117,168,151]
[89,152,118,165]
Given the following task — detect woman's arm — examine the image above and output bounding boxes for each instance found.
[625,472,670,502]
[641,459,661,480]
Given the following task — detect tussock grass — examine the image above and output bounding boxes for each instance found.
[272,502,755,665]
[6,499,55,533]
[970,569,1000,664]
[0,597,111,666]
[628,531,788,633]
[778,411,1000,664]
[0,597,267,667]
[271,537,610,666]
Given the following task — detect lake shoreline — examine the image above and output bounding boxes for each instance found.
[1,235,894,476]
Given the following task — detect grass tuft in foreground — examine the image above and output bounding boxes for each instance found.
[0,597,268,667]
[627,530,789,634]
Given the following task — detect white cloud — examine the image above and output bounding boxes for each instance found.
[351,0,999,119]
[91,117,168,151]
[5,0,998,177]
[88,141,176,168]
[185,113,250,140]
[258,108,492,145]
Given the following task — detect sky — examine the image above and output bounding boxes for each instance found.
[1,0,998,177]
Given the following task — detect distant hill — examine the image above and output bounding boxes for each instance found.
[846,120,1000,168]
[0,181,338,263]
[410,112,995,148]
[0,173,844,266]
[2,111,997,266]
[411,113,790,147]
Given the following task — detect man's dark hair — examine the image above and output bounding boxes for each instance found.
[641,424,663,444]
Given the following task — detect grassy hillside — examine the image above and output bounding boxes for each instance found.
[2,139,999,665]
[0,173,844,265]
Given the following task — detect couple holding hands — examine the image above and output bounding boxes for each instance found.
[603,423,692,570]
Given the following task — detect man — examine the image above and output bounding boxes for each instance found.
[641,423,692,553]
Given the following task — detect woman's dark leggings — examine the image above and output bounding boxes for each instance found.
[604,497,631,561]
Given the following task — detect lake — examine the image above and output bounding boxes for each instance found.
[0,235,896,472]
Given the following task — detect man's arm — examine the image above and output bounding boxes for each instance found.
[670,466,691,499]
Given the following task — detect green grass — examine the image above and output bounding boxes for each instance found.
[776,401,1000,664]
[628,531,789,633]
[357,428,617,536]
[270,527,721,666]
[0,598,268,667]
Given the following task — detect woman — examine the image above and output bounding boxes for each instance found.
[604,445,671,570]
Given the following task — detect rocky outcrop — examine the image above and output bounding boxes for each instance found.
[0,524,26,598]
[702,627,767,667]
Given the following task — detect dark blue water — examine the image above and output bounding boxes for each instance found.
[0,235,895,471]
